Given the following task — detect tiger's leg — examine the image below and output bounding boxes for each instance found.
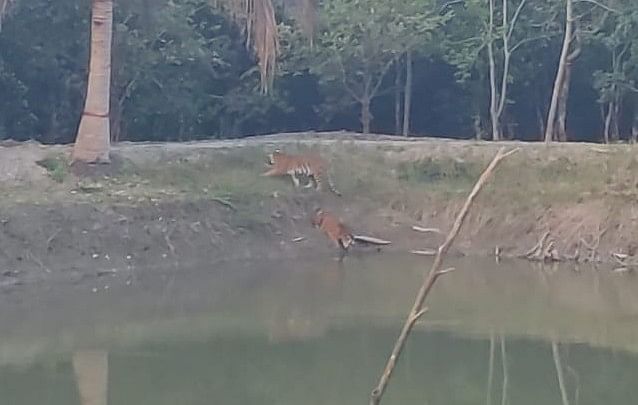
[289,172,301,188]
[337,244,348,262]
[313,174,324,192]
[304,175,318,189]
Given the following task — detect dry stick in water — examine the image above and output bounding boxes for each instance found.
[369,147,519,405]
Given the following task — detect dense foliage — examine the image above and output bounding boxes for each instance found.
[0,0,637,143]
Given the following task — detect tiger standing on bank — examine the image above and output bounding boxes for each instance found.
[261,149,341,196]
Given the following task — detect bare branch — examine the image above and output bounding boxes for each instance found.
[412,226,443,234]
[0,0,14,31]
[510,34,555,53]
[436,267,456,276]
[507,0,528,41]
[369,147,519,405]
[336,55,364,102]
[370,58,398,99]
[573,0,619,14]
[410,249,437,256]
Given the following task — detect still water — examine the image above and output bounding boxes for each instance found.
[1,254,638,404]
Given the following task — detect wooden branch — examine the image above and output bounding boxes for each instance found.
[370,58,399,101]
[507,0,528,41]
[510,34,555,53]
[369,147,519,405]
[211,197,236,211]
[353,235,392,245]
[573,0,619,14]
[410,249,437,256]
[412,225,443,234]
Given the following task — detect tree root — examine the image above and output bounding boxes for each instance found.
[523,231,559,262]
[523,225,608,264]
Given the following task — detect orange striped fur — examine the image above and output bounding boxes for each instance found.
[262,149,341,195]
[311,209,354,252]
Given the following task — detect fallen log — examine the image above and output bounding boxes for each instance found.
[353,235,392,245]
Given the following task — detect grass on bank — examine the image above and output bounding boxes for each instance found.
[23,141,638,218]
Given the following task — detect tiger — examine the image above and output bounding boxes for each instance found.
[311,208,354,259]
[261,149,341,196]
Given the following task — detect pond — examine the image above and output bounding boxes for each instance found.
[1,254,637,404]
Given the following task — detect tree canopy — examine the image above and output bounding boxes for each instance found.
[0,0,636,143]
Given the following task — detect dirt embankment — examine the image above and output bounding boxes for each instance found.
[1,132,637,287]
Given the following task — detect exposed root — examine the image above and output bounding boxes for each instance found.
[524,225,608,264]
[611,252,638,271]
[524,231,559,262]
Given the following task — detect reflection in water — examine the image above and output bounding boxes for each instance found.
[72,350,108,405]
[486,333,495,405]
[553,341,570,405]
[500,335,508,405]
[0,255,637,404]
[267,260,345,343]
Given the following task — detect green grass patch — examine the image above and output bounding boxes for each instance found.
[36,154,69,183]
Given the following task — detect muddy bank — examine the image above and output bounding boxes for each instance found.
[1,132,638,287]
[0,197,326,288]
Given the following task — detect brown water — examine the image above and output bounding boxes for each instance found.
[1,254,638,404]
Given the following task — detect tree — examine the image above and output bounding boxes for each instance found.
[544,0,620,143]
[544,0,577,143]
[444,0,553,141]
[592,0,638,143]
[486,0,528,141]
[288,0,444,134]
[72,0,113,163]
[2,0,302,162]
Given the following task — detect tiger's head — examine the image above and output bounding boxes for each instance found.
[266,149,283,166]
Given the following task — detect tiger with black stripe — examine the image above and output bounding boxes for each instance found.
[261,149,341,196]
[311,208,392,260]
[311,208,354,260]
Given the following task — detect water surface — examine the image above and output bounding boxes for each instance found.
[1,254,637,404]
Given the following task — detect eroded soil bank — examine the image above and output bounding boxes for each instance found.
[1,132,637,287]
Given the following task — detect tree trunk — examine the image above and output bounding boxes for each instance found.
[394,58,402,135]
[632,103,638,143]
[556,62,572,142]
[361,97,371,134]
[487,0,501,141]
[612,94,620,141]
[473,112,484,140]
[603,101,613,144]
[536,104,545,138]
[402,51,413,137]
[545,0,573,143]
[72,0,113,163]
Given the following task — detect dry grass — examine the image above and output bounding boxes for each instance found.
[12,140,638,222]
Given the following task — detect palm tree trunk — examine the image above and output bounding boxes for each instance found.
[72,350,109,405]
[72,0,113,164]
